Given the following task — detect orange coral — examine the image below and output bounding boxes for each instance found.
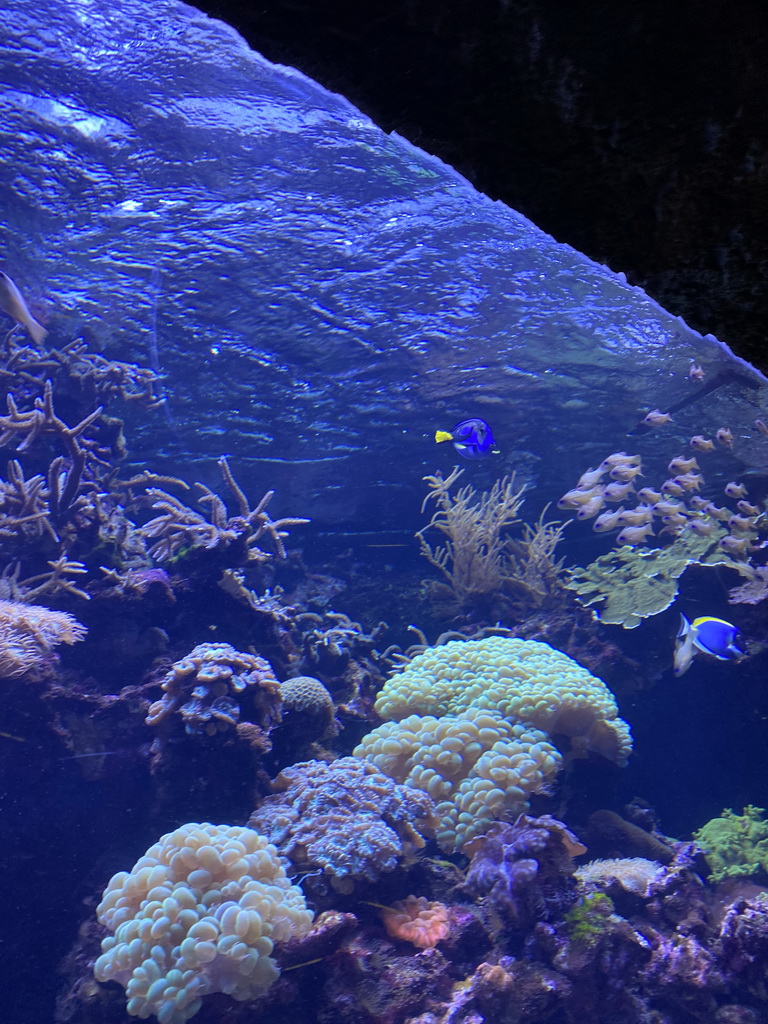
[380,895,449,949]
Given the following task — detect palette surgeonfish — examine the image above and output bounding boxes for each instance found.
[435,417,499,460]
[673,614,746,677]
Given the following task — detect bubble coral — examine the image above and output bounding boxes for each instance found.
[0,597,86,678]
[248,757,436,884]
[93,822,314,1024]
[354,708,561,852]
[373,637,632,765]
[146,642,280,736]
[380,895,450,949]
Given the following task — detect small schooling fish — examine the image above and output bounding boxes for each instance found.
[0,270,47,345]
[674,614,746,677]
[643,409,673,427]
[435,418,499,460]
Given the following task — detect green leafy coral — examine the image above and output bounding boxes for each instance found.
[565,525,748,629]
[565,892,615,946]
[693,805,768,883]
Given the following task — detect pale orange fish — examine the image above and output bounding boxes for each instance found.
[637,487,662,504]
[686,519,714,536]
[661,479,686,497]
[688,362,704,382]
[593,507,624,533]
[725,481,748,499]
[600,452,641,470]
[737,500,760,516]
[575,494,605,520]
[0,270,47,344]
[618,506,653,526]
[716,427,734,447]
[603,481,635,502]
[576,466,605,489]
[643,409,673,426]
[690,435,715,452]
[720,535,752,555]
[668,456,699,474]
[616,523,654,545]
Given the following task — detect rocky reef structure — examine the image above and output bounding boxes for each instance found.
[248,757,436,889]
[464,814,586,930]
[0,597,86,678]
[145,642,281,738]
[94,822,314,1024]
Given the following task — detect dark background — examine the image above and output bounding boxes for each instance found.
[195,0,768,372]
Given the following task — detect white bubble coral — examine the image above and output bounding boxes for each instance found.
[354,708,561,852]
[94,823,314,1024]
[374,637,632,765]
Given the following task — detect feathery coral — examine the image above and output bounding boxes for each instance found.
[380,895,450,948]
[94,822,313,1024]
[373,636,632,764]
[0,598,86,678]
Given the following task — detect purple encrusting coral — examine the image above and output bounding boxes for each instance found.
[464,814,586,928]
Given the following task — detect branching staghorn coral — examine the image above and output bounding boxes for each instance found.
[417,466,531,616]
[0,380,103,515]
[139,457,308,565]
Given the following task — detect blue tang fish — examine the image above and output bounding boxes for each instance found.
[434,418,499,460]
[674,614,745,677]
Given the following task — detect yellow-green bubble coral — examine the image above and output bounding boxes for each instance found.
[373,637,632,765]
[94,823,313,1024]
[354,707,561,853]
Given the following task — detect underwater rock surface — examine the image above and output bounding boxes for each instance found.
[1,0,767,528]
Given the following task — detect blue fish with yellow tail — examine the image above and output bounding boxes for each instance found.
[674,614,746,677]
[435,417,499,460]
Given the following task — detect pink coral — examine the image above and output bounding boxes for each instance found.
[381,895,450,949]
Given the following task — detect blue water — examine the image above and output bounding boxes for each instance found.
[2,3,768,1023]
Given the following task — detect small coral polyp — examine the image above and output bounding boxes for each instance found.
[94,823,313,1024]
[381,895,450,948]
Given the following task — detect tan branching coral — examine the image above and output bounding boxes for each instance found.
[380,895,450,948]
[0,598,87,678]
[0,329,163,407]
[417,468,569,618]
[139,457,308,565]
[0,380,102,515]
